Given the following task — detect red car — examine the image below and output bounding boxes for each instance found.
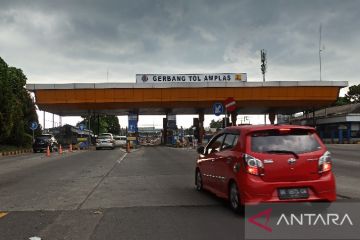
[195,125,336,213]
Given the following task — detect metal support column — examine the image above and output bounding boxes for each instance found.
[231,111,237,126]
[198,111,204,144]
[163,117,168,145]
[269,113,276,125]
[338,128,343,144]
[43,111,46,130]
[347,123,352,143]
[88,112,91,147]
[97,115,100,135]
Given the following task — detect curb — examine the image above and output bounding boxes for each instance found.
[0,149,33,157]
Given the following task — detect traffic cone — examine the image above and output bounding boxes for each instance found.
[46,146,51,157]
[59,145,63,154]
[69,144,73,152]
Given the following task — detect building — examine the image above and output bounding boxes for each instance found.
[283,103,360,144]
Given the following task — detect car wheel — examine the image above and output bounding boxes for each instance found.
[229,182,244,214]
[195,170,203,191]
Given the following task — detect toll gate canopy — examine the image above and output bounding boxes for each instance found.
[26,81,347,116]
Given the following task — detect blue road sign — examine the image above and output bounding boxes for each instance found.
[30,122,38,130]
[79,124,85,131]
[213,103,224,116]
[128,120,138,133]
[128,114,138,133]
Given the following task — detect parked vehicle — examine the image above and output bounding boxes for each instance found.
[114,135,127,147]
[33,134,58,153]
[195,125,336,213]
[46,124,95,147]
[96,133,115,150]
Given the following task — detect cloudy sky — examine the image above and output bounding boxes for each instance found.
[1,0,359,127]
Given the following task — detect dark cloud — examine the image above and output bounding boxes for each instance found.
[0,0,359,85]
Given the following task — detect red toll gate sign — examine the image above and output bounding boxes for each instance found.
[224,97,236,112]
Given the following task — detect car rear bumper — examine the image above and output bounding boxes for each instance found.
[33,145,49,151]
[96,143,114,148]
[239,172,336,204]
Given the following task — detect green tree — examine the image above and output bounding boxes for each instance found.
[345,84,360,103]
[332,96,351,106]
[209,119,223,129]
[79,115,120,135]
[0,58,16,144]
[104,115,120,134]
[0,57,40,147]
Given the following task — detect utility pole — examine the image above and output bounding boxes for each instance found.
[261,49,267,82]
[319,24,323,81]
[261,49,267,124]
[43,111,46,131]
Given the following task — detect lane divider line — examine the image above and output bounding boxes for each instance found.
[0,212,8,218]
[76,152,128,210]
[117,153,127,164]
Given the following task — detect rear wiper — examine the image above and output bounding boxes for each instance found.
[265,150,299,159]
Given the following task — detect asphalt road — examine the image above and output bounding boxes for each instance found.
[0,145,358,240]
[326,144,360,199]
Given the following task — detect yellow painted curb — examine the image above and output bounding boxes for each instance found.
[0,212,8,218]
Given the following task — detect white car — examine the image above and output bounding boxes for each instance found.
[96,133,115,150]
[114,135,127,147]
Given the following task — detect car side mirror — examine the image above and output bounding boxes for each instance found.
[197,146,205,154]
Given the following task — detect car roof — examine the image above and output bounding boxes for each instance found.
[222,124,315,134]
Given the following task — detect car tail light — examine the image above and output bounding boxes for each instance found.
[279,128,291,132]
[244,154,264,176]
[319,151,332,173]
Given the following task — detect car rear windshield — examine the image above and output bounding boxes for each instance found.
[114,137,125,140]
[36,136,51,140]
[98,134,111,139]
[250,129,322,154]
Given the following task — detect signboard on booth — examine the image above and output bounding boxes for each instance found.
[128,114,138,133]
[136,73,247,83]
[167,114,177,130]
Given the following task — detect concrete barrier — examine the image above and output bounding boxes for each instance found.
[0,149,33,157]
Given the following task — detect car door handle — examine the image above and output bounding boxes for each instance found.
[226,157,233,164]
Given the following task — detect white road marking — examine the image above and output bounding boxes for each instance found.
[117,153,128,164]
